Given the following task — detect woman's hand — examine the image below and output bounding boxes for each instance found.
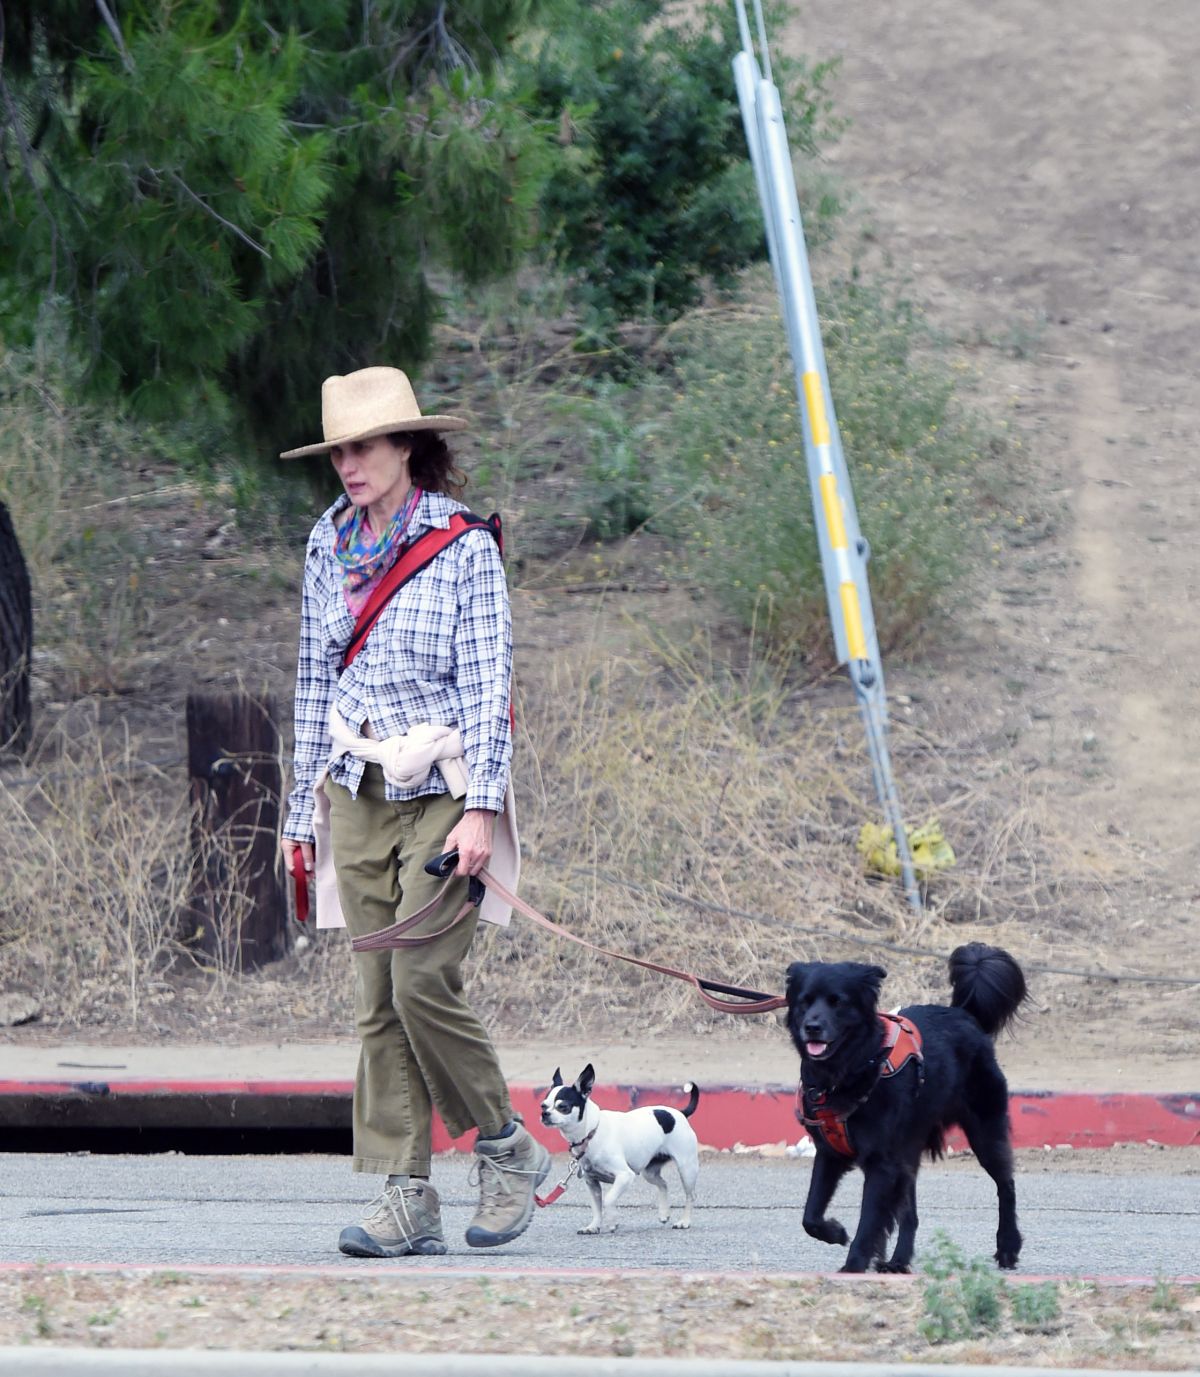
[281,838,314,877]
[445,808,496,876]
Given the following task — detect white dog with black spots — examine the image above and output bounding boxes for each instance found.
[539,1064,700,1234]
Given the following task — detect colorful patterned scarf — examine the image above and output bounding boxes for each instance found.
[335,487,423,616]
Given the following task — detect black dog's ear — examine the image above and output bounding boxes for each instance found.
[551,1067,563,1087]
[785,962,813,1000]
[575,1063,596,1098]
[849,963,888,1002]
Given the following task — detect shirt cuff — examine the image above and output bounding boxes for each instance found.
[465,779,507,814]
[283,806,316,844]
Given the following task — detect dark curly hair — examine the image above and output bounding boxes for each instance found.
[391,431,467,499]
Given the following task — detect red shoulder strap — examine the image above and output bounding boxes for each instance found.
[342,511,498,670]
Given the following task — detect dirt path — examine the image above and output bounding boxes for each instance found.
[783,0,1200,1042]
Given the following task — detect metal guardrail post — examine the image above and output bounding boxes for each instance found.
[732,0,920,909]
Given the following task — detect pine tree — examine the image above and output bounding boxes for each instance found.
[0,1,561,453]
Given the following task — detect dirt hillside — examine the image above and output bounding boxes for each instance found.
[773,0,1199,1061]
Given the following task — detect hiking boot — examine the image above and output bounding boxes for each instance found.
[338,1179,448,1258]
[465,1121,552,1248]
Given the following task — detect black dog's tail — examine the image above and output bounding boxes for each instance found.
[948,943,1027,1037]
[680,1082,700,1117]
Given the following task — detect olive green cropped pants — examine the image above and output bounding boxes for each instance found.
[327,765,512,1176]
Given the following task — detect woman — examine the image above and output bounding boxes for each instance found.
[279,366,549,1258]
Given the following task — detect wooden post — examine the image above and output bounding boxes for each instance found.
[185,690,288,970]
[0,502,33,757]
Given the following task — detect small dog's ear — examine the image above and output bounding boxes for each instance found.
[551,1067,563,1087]
[576,1063,596,1098]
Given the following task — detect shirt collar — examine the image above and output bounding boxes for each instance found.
[322,488,461,533]
[415,488,460,531]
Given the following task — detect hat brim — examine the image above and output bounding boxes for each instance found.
[279,415,468,460]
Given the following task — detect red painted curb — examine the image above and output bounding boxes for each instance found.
[1,1079,1196,1149]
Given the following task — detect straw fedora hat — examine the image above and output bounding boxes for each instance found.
[279,366,467,460]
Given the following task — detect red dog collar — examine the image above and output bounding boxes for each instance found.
[796,1013,924,1158]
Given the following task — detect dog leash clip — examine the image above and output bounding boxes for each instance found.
[535,1155,581,1208]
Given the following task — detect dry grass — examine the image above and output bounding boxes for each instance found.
[463,633,1140,1037]
[0,713,192,1026]
[2,1269,1197,1366]
[0,621,1132,1039]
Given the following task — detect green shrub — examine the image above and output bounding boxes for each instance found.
[654,272,1007,657]
[1010,1280,1062,1329]
[553,382,661,538]
[519,0,841,324]
[918,1232,1007,1344]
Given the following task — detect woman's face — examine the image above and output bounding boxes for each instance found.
[329,435,412,517]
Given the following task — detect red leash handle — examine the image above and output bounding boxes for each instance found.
[290,848,311,924]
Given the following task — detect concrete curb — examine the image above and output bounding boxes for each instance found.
[0,1077,1196,1150]
[0,1353,1190,1377]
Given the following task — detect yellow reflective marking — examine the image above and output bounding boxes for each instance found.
[840,581,868,661]
[802,371,831,447]
[820,474,848,550]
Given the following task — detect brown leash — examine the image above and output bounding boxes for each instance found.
[349,851,787,1017]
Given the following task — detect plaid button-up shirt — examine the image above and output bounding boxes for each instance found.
[283,489,513,843]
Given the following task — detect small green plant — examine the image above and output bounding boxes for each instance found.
[1151,1277,1179,1311]
[558,382,661,538]
[21,1293,54,1339]
[918,1232,1006,1344]
[1010,1281,1061,1330]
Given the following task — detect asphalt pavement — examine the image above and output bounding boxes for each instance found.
[1,1152,1196,1280]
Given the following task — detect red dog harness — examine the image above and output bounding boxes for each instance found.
[796,1013,924,1158]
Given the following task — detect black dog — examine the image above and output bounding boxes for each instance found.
[786,943,1027,1273]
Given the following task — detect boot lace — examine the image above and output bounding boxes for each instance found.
[468,1151,541,1210]
[363,1183,419,1238]
[468,1156,511,1214]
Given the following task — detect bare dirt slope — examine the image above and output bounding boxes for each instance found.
[779,0,1199,1047]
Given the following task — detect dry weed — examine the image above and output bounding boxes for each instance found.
[0,704,288,1028]
[0,625,1137,1039]
[458,632,1127,1038]
[0,709,192,1025]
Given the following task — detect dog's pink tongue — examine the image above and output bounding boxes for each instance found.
[806,1041,828,1057]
